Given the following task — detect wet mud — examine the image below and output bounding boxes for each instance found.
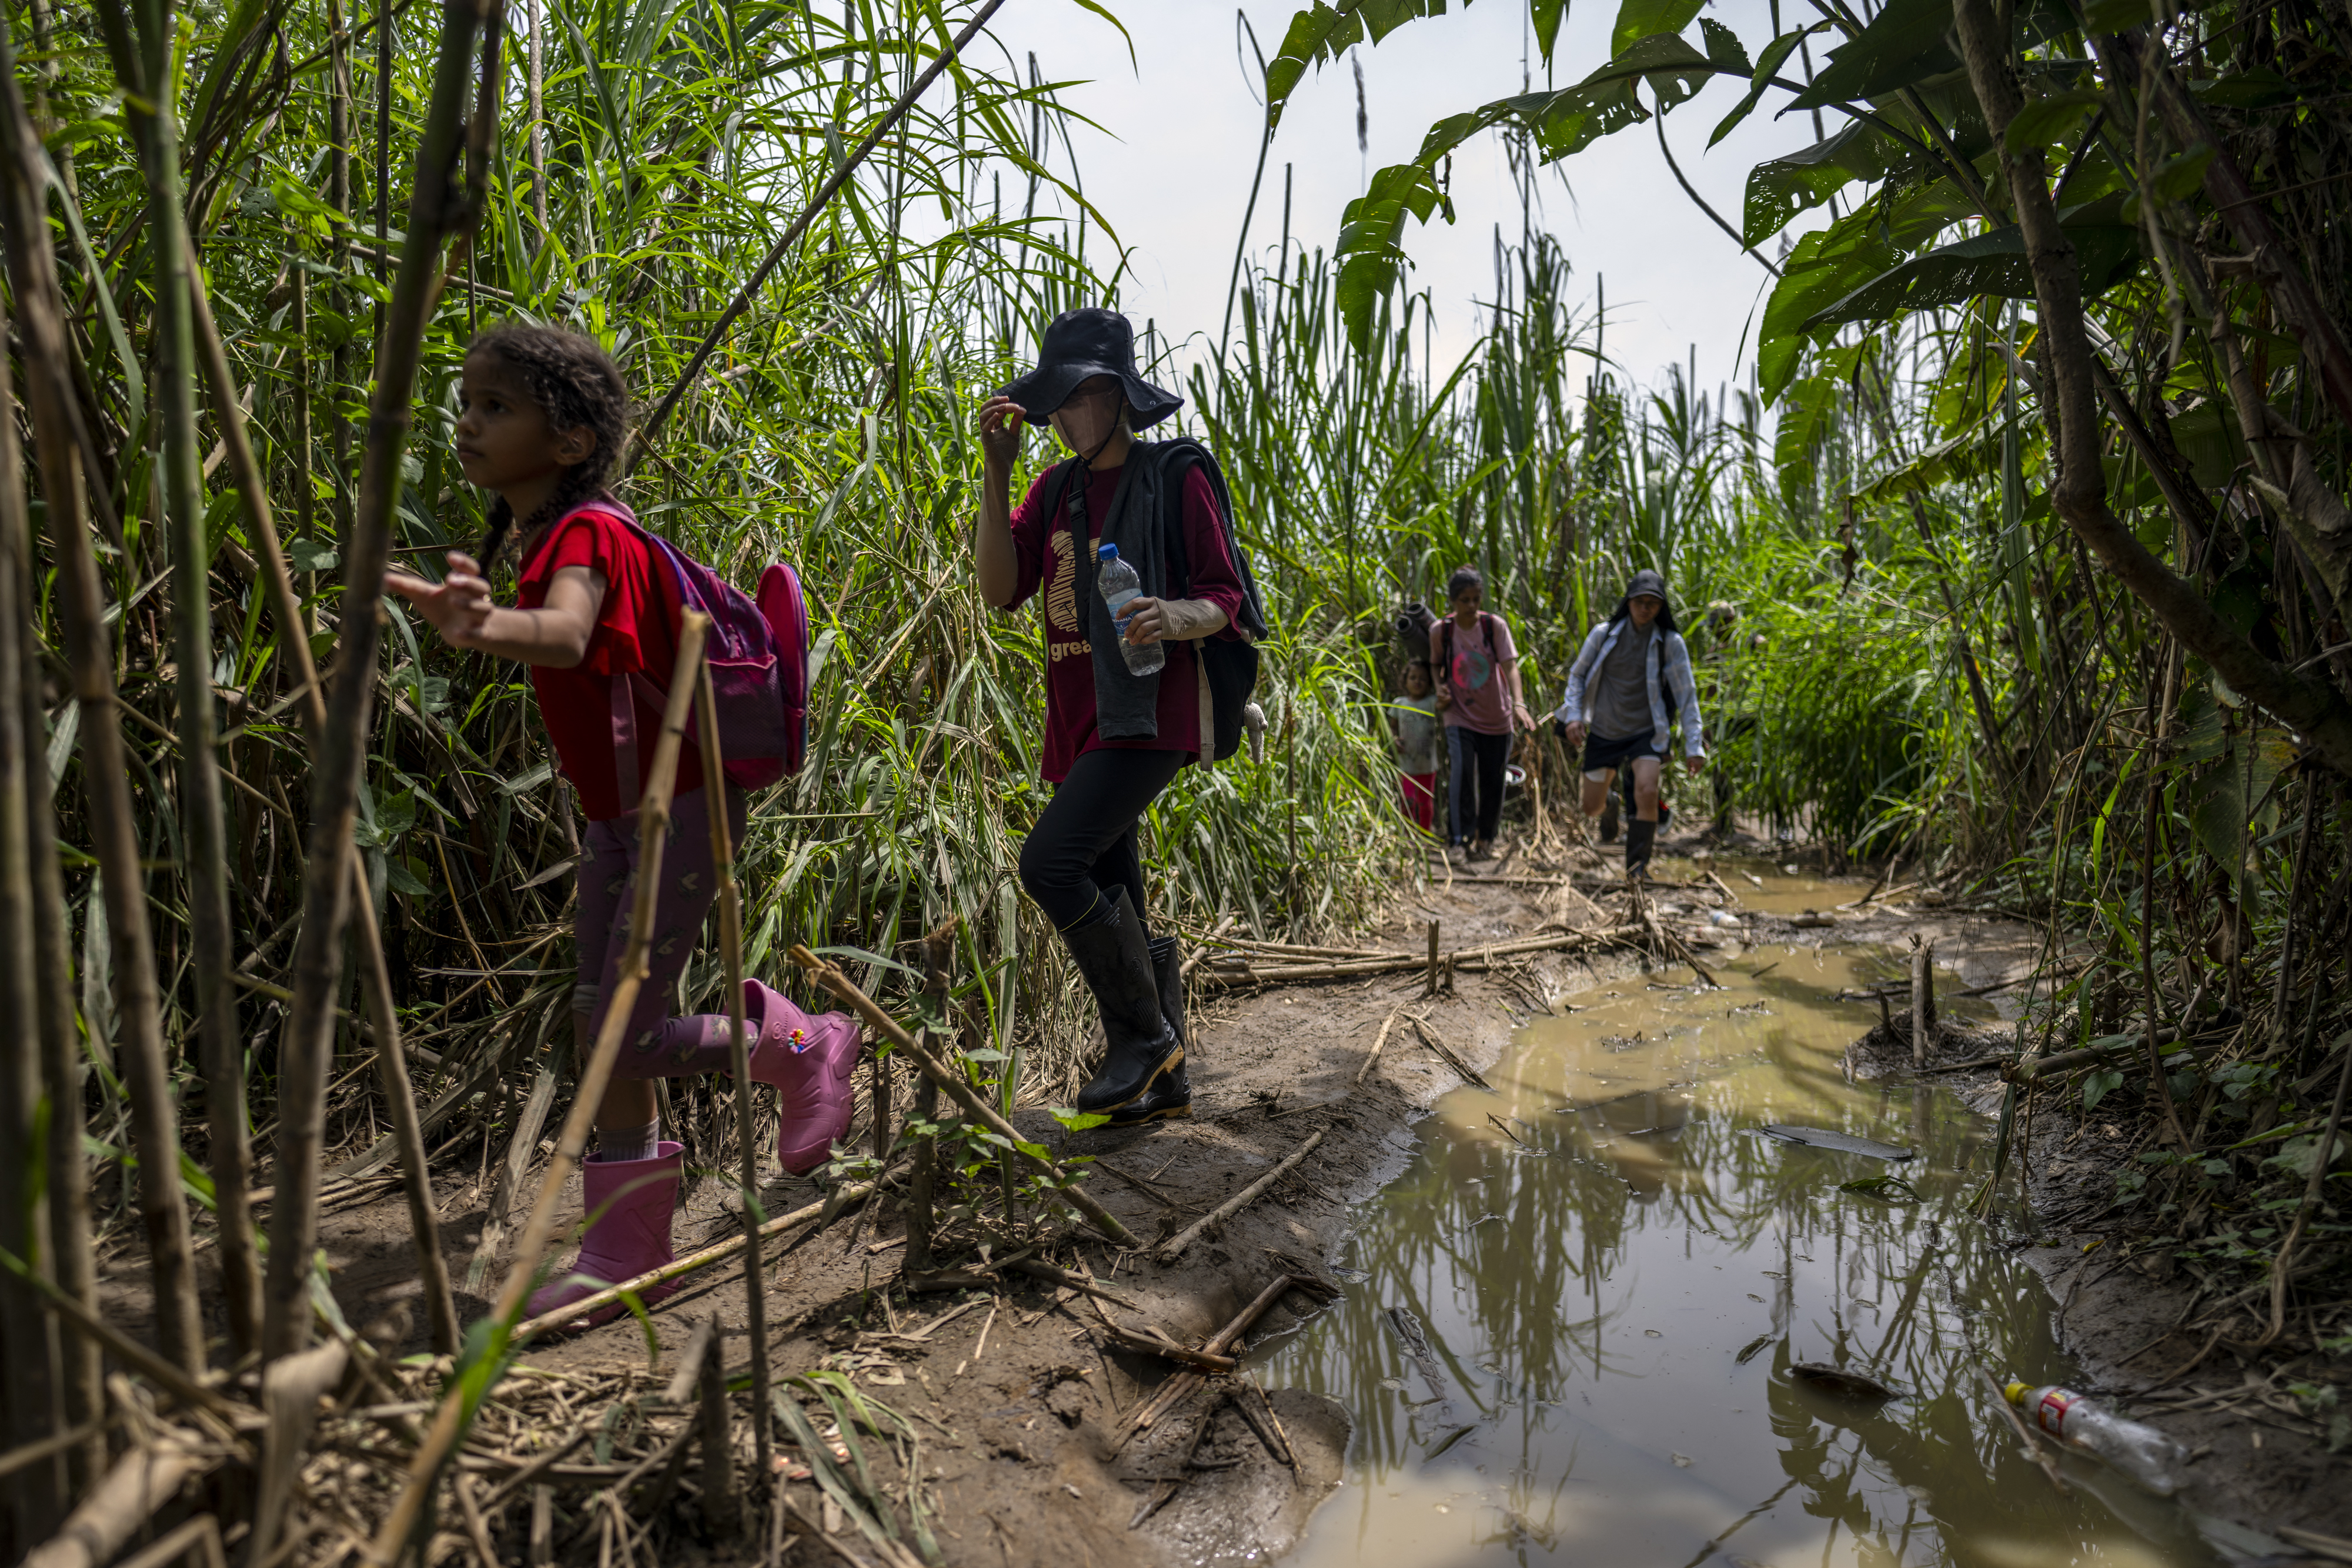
[108,837,2336,1564]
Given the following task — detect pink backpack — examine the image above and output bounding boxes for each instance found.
[577,500,812,804]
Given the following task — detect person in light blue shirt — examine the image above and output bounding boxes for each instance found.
[1551,569,1708,879]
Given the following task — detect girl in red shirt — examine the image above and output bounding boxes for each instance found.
[974,309,1256,1125]
[385,326,857,1331]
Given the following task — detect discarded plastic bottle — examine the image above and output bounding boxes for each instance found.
[1096,544,1164,676]
[2006,1380,2187,1495]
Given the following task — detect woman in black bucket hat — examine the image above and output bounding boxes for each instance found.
[972,308,1268,1125]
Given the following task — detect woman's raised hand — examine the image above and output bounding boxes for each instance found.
[978,395,1026,468]
[384,550,496,647]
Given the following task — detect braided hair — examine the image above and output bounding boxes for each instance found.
[468,325,630,567]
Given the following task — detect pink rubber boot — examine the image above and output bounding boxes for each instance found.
[525,1142,683,1330]
[743,979,861,1175]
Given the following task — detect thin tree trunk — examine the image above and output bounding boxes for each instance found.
[194,214,459,1358]
[525,0,546,236]
[0,21,103,1485]
[0,278,64,1552]
[0,23,206,1379]
[261,0,502,1362]
[115,0,246,1362]
[329,0,353,540]
[694,664,770,1473]
[1950,0,2352,777]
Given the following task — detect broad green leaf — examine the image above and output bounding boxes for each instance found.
[2003,88,2103,152]
[1698,18,1752,73]
[1265,1,1449,128]
[2080,0,2150,29]
[1611,0,1703,58]
[1756,226,1898,404]
[1743,121,1921,246]
[1532,0,1568,62]
[1712,28,1815,148]
[2149,144,2217,203]
[1786,0,1959,111]
[1335,160,1448,348]
[2193,66,2296,109]
[1800,220,2142,329]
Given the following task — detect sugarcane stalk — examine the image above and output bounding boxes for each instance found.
[263,0,497,1360]
[188,207,456,1358]
[365,612,708,1568]
[0,19,205,1379]
[692,656,770,1475]
[2,327,102,1499]
[102,0,253,1362]
[0,270,63,1547]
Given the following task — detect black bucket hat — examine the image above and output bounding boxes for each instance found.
[1625,568,1668,603]
[1000,307,1183,429]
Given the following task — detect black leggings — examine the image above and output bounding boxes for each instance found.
[1018,747,1185,932]
[1446,726,1511,845]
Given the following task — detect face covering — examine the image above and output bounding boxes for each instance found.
[1051,393,1124,462]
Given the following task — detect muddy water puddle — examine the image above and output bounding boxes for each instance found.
[1263,942,2216,1568]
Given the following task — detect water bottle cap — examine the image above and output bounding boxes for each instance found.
[1097,543,1118,561]
[2004,1381,2030,1405]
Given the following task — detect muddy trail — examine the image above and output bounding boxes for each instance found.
[98,830,2343,1567]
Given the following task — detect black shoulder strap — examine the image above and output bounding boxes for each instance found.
[1157,442,1195,598]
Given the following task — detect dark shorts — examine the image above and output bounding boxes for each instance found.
[1581,729,1663,777]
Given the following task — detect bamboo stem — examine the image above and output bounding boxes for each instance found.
[0,268,62,1546]
[120,0,247,1372]
[786,945,1136,1246]
[904,921,953,1274]
[364,609,707,1568]
[263,0,495,1360]
[0,112,103,1476]
[0,24,204,1378]
[355,860,460,1356]
[693,654,770,1475]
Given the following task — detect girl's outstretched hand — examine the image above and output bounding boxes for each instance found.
[977,395,1025,469]
[385,550,495,648]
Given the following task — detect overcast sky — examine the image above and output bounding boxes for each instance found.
[976,0,1834,408]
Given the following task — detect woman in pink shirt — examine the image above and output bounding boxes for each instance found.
[1428,566,1534,861]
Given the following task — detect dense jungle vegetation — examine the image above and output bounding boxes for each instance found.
[1,0,2350,1545]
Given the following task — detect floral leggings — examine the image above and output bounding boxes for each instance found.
[573,784,751,1078]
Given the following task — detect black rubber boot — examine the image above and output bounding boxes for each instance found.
[1110,936,1192,1126]
[1599,793,1621,844]
[1625,817,1657,880]
[1065,890,1184,1114]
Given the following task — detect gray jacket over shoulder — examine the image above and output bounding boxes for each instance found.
[1554,620,1706,757]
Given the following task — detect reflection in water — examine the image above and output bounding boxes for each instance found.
[1264,944,2217,1568]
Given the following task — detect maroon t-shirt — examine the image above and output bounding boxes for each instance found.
[1002,461,1246,783]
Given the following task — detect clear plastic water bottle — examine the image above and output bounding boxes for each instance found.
[1095,544,1164,676]
[2006,1380,2187,1495]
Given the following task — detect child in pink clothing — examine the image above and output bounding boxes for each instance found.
[1394,658,1441,834]
[383,325,858,1332]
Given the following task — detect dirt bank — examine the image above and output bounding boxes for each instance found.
[121,855,1595,1565]
[112,825,2336,1566]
